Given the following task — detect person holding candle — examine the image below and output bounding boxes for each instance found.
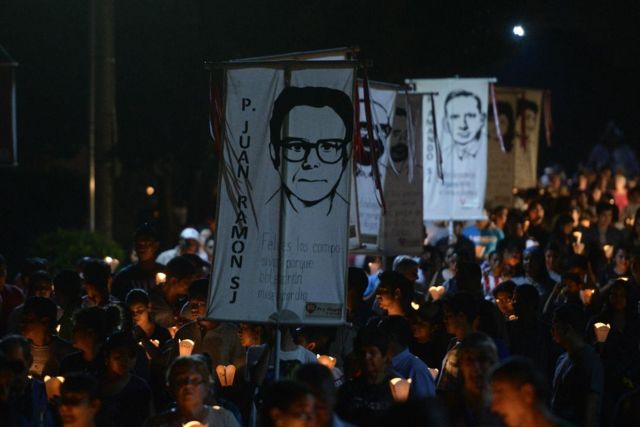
[126,288,173,412]
[409,301,450,370]
[80,259,119,309]
[148,256,196,329]
[336,325,394,427]
[174,279,244,369]
[584,202,623,271]
[126,289,171,348]
[20,296,76,379]
[144,355,241,427]
[0,334,53,426]
[598,245,636,289]
[112,224,164,302]
[378,315,435,400]
[586,279,640,423]
[492,281,516,320]
[550,304,603,427]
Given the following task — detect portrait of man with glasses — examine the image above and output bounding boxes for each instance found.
[268,86,353,215]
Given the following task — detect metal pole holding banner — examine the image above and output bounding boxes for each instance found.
[274,329,282,380]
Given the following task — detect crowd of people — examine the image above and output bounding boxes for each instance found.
[1,163,640,427]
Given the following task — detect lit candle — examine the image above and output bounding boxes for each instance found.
[155,272,167,285]
[593,322,611,343]
[603,245,614,259]
[316,355,336,369]
[215,364,236,387]
[411,302,420,311]
[572,231,582,244]
[428,368,439,380]
[150,339,160,348]
[178,339,195,356]
[389,377,412,402]
[580,289,595,305]
[44,376,65,400]
[182,422,207,427]
[169,326,178,339]
[428,286,446,301]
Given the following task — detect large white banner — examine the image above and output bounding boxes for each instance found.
[378,93,424,254]
[410,78,492,220]
[208,63,355,325]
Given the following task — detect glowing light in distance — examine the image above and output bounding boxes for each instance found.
[513,25,525,37]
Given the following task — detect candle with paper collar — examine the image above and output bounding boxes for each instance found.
[215,365,236,387]
[580,289,595,305]
[44,376,65,399]
[593,323,611,343]
[155,272,167,285]
[389,377,411,402]
[178,339,195,356]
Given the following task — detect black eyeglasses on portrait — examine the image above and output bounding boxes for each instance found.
[282,137,348,164]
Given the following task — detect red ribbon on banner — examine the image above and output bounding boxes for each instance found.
[426,93,443,182]
[519,91,527,150]
[209,73,223,155]
[543,90,553,146]
[352,79,364,168]
[490,83,506,152]
[361,68,386,213]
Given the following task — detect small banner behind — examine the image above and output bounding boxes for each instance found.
[485,88,519,208]
[410,78,492,220]
[485,87,544,207]
[208,63,354,325]
[513,89,543,189]
[353,84,396,247]
[0,65,17,166]
[378,93,424,254]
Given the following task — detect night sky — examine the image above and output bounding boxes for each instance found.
[1,1,639,266]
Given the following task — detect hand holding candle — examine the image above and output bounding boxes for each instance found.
[316,355,336,369]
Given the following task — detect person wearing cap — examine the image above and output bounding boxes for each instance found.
[374,271,414,318]
[156,227,207,266]
[112,223,165,301]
